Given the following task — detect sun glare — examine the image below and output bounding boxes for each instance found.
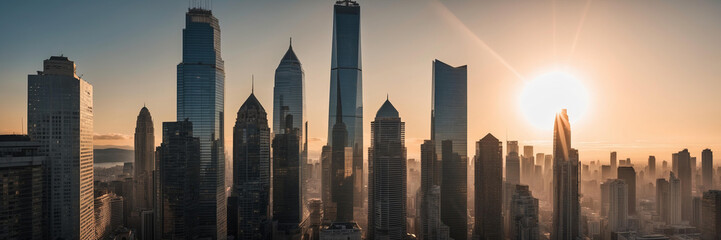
[519,71,590,130]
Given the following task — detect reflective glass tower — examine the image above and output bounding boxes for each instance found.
[274,40,305,141]
[327,0,364,208]
[551,109,580,240]
[176,8,226,239]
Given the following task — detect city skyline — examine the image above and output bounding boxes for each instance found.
[3,1,721,163]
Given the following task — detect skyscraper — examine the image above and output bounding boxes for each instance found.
[420,140,437,240]
[176,7,226,239]
[329,59,355,222]
[368,99,407,239]
[231,93,271,239]
[702,190,721,240]
[272,112,302,235]
[605,179,628,233]
[432,59,468,240]
[327,0,364,209]
[656,178,669,223]
[617,166,637,215]
[677,149,693,222]
[551,109,580,240]
[610,151,617,178]
[522,145,535,184]
[648,155,656,179]
[156,120,201,239]
[133,106,154,228]
[506,141,521,185]
[27,56,94,240]
[668,172,683,225]
[474,134,503,239]
[703,149,713,190]
[509,185,539,240]
[0,135,45,240]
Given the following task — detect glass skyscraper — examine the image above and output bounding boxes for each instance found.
[176,8,226,239]
[551,109,580,240]
[327,0,364,208]
[273,40,305,142]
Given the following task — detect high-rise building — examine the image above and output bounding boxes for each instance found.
[702,190,721,240]
[231,93,271,239]
[367,99,407,239]
[703,149,713,190]
[94,193,124,240]
[272,111,302,235]
[420,140,437,240]
[176,7,226,238]
[327,0,364,210]
[329,60,354,223]
[522,146,535,184]
[668,173,683,225]
[474,134,503,239]
[133,106,154,229]
[27,56,94,240]
[509,185,539,240]
[536,153,545,173]
[423,186,451,240]
[611,152,617,178]
[618,167,637,215]
[273,40,307,204]
[605,179,628,233]
[321,145,335,222]
[156,120,201,239]
[0,135,45,240]
[601,165,611,181]
[551,109,580,240]
[506,141,521,185]
[648,156,656,179]
[432,59,468,240]
[656,178,669,223]
[677,149,693,222]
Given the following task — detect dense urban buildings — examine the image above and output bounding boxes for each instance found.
[506,141,521,185]
[367,99,407,239]
[617,166,637,215]
[231,93,271,239]
[509,185,539,240]
[702,190,721,240]
[27,56,95,240]
[474,134,503,239]
[551,109,580,240]
[0,135,45,240]
[327,0,364,212]
[133,106,154,230]
[272,111,302,236]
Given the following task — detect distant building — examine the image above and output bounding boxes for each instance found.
[474,134,503,239]
[618,167,637,215]
[95,193,124,239]
[648,156,656,179]
[703,149,713,190]
[506,141,521,185]
[0,135,45,240]
[28,55,95,240]
[522,146,535,185]
[551,109,580,240]
[611,152,617,178]
[668,173,683,225]
[656,178,670,223]
[701,190,721,240]
[509,185,539,240]
[133,106,154,230]
[677,149,693,222]
[605,179,628,233]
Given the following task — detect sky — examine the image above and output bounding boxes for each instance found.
[1,0,721,166]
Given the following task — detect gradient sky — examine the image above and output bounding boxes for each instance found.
[2,0,721,166]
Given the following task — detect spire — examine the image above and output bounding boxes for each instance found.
[252,74,254,94]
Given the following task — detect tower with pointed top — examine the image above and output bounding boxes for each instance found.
[551,109,581,240]
[176,7,226,239]
[368,99,407,239]
[133,106,154,229]
[327,0,364,211]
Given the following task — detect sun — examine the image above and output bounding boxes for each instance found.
[519,71,590,130]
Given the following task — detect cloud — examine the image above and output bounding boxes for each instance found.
[94,133,131,140]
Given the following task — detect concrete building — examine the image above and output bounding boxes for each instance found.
[0,135,45,240]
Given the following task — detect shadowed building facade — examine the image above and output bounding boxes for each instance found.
[368,99,407,239]
[551,109,580,240]
[0,135,45,240]
[176,7,226,239]
[133,106,154,231]
[474,134,503,240]
[617,167,636,215]
[272,112,302,236]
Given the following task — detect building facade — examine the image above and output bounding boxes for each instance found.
[617,166,637,215]
[509,185,539,240]
[0,135,45,240]
[133,106,155,230]
[474,134,503,240]
[551,109,580,240]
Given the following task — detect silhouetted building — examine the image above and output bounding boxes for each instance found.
[133,106,155,230]
[648,156,656,179]
[28,56,95,240]
[176,7,227,238]
[703,149,713,190]
[611,152,617,178]
[0,135,45,240]
[522,146,535,185]
[657,178,669,223]
[668,173,683,225]
[618,167,637,215]
[602,165,611,180]
[368,99,407,239]
[509,185,539,240]
[327,0,364,210]
[419,140,438,240]
[329,58,355,223]
[474,134,503,239]
[432,59,468,240]
[506,141,521,185]
[605,179,628,233]
[272,112,302,236]
[677,149,693,222]
[156,120,201,239]
[551,109,580,240]
[321,145,335,222]
[231,93,271,239]
[702,190,721,240]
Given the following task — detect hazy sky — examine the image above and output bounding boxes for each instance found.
[2,0,721,165]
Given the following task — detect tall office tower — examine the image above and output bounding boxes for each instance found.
[677,149,693,222]
[606,179,628,233]
[321,145,335,222]
[133,106,154,229]
[441,139,468,240]
[424,186,452,240]
[668,172,683,225]
[432,59,468,240]
[600,180,610,217]
[551,109,580,240]
[27,56,94,240]
[273,40,307,203]
[522,146,535,184]
[272,112,302,235]
[617,167,637,215]
[703,149,713,190]
[673,153,679,175]
[506,141,521,185]
[509,185,539,240]
[176,7,226,238]
[601,165,611,180]
[0,135,45,240]
[367,99,407,239]
[327,0,364,210]
[611,152,617,178]
[702,190,721,240]
[231,93,271,239]
[693,196,702,227]
[328,60,355,222]
[536,153,545,172]
[656,178,669,222]
[474,134,503,239]
[648,156,656,179]
[420,140,437,239]
[156,120,201,239]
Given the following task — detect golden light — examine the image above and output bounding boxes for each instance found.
[519,71,590,130]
